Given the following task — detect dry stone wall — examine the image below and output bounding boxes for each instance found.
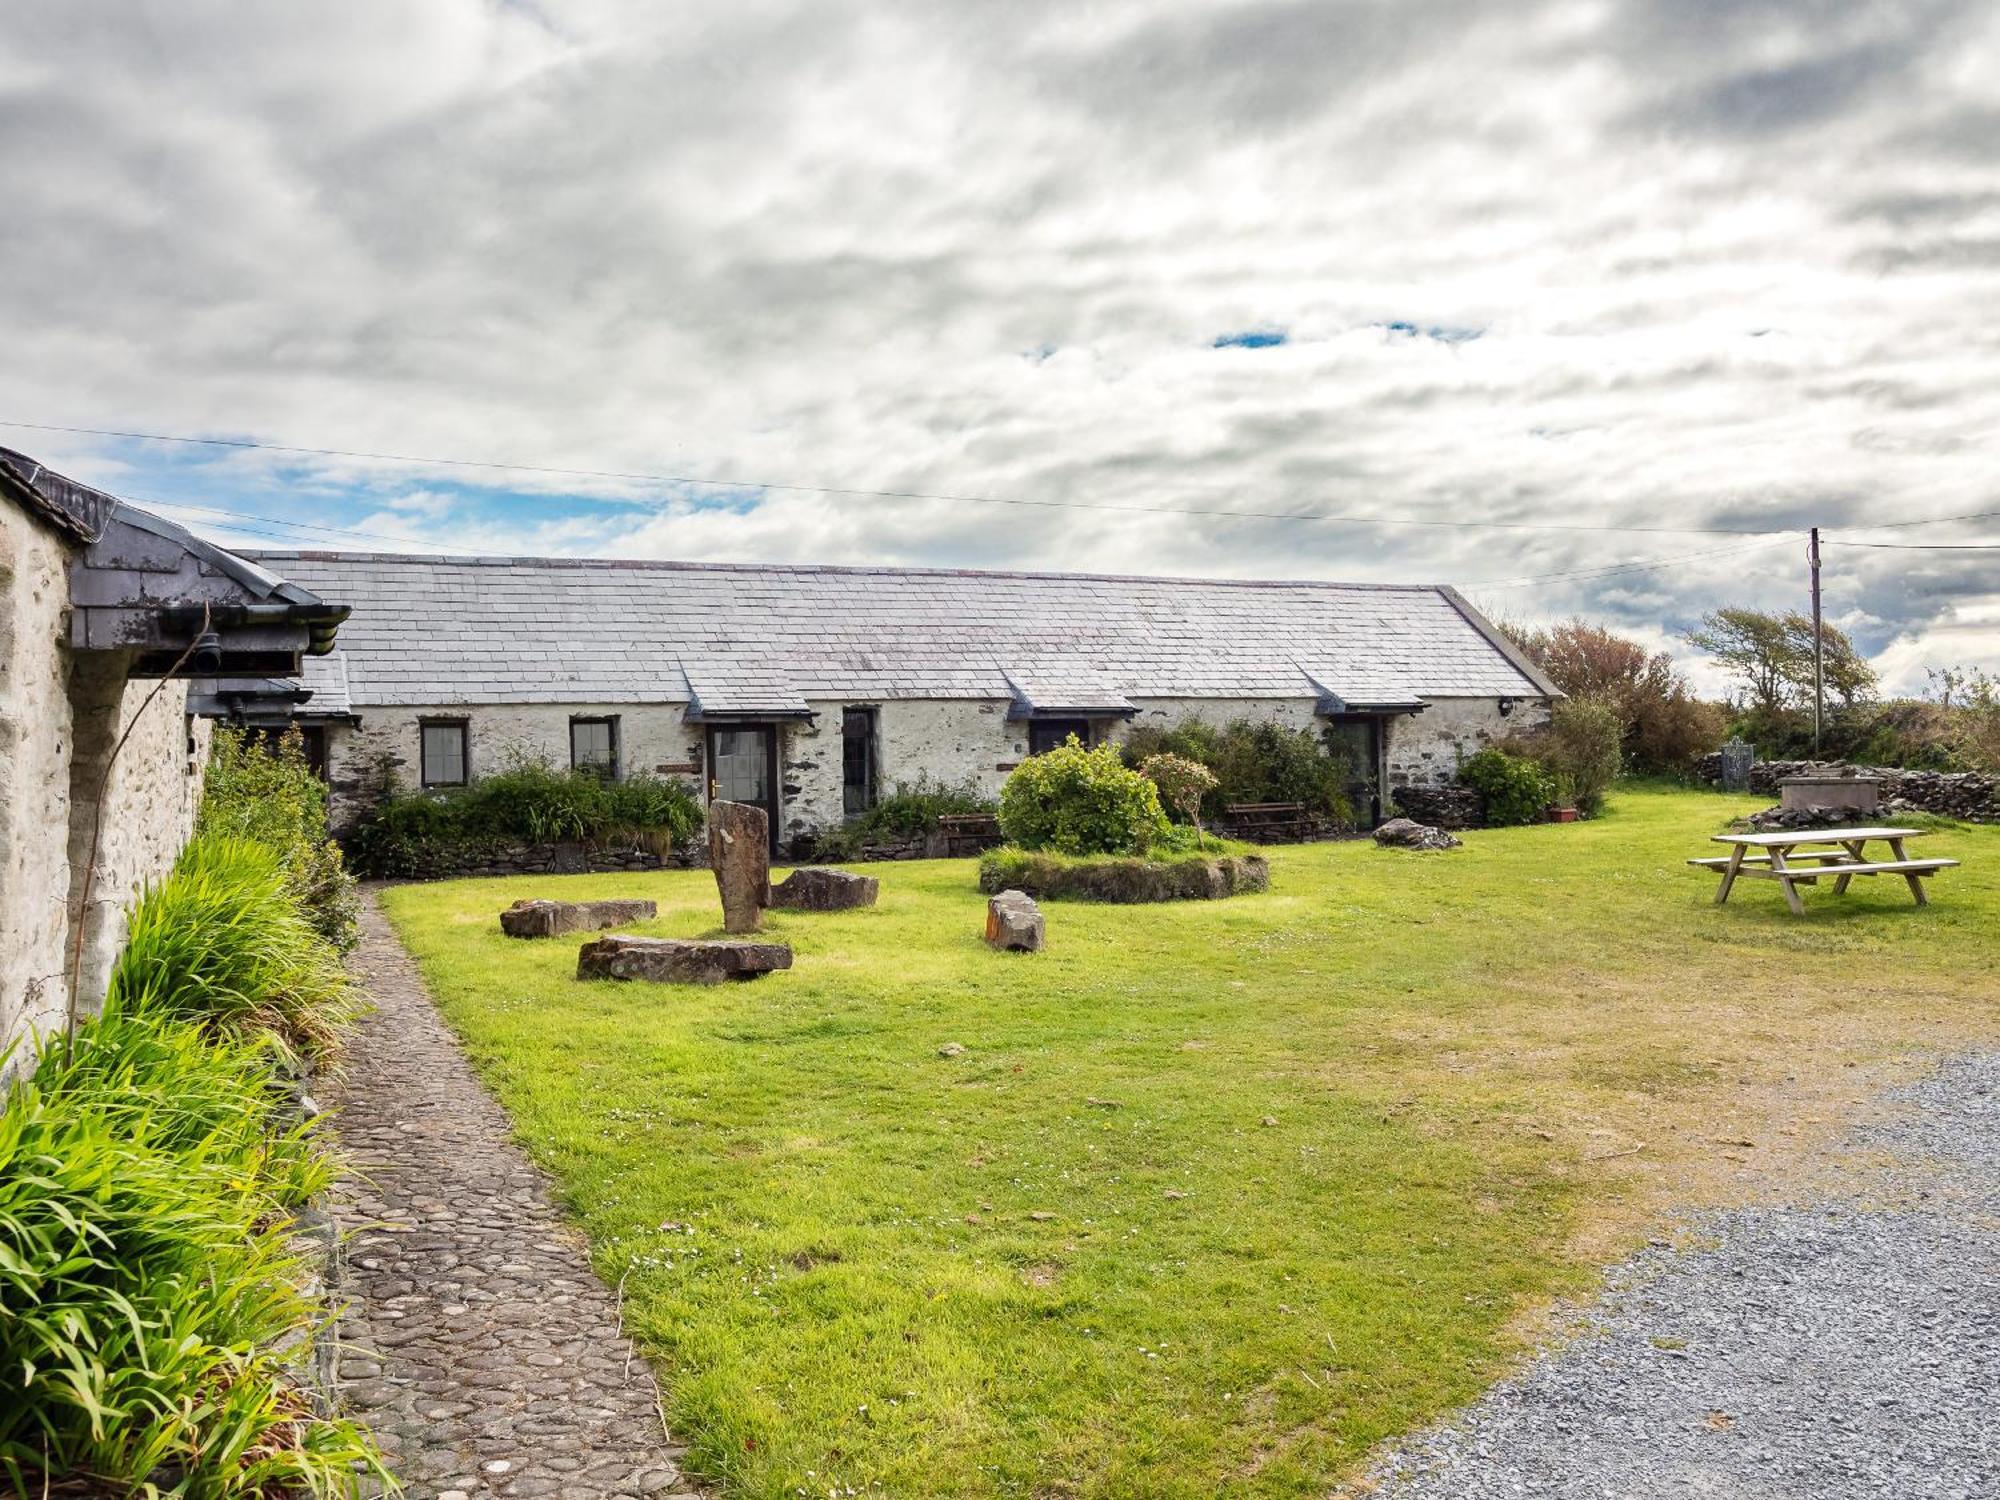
[1698,756,2000,823]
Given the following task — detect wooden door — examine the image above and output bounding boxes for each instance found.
[707,725,779,852]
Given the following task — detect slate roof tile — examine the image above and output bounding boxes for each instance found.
[241,553,1551,708]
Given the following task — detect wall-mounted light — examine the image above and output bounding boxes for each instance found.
[1497,696,1516,718]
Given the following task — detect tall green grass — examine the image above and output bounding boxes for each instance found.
[0,1006,386,1498]
[110,835,355,1067]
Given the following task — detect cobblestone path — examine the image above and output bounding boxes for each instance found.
[328,894,703,1500]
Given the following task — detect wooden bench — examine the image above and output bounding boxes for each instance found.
[937,813,1003,858]
[1223,801,1314,843]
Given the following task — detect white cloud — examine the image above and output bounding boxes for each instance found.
[2,0,1997,695]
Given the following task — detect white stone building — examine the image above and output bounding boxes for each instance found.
[0,449,346,1069]
[244,550,1557,853]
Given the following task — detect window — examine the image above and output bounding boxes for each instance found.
[842,706,878,817]
[420,720,468,787]
[570,716,619,779]
[1029,718,1090,755]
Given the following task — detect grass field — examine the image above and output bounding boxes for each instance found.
[379,788,2000,1498]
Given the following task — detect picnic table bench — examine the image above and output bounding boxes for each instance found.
[1691,826,1958,915]
[1223,801,1315,843]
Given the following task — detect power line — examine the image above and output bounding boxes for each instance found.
[0,416,1795,537]
[1462,537,1795,590]
[1824,548,2000,560]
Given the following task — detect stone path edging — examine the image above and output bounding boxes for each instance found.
[329,893,702,1500]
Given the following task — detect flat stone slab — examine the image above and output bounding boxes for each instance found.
[770,867,879,911]
[985,888,1045,952]
[577,933,793,985]
[499,896,657,938]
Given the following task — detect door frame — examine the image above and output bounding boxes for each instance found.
[1324,713,1386,828]
[705,723,781,854]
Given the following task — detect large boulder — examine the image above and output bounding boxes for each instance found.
[576,934,792,985]
[1374,817,1462,851]
[770,867,879,911]
[984,889,1045,952]
[708,800,771,933]
[499,897,657,938]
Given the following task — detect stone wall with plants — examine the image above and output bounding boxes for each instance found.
[0,730,385,1496]
[345,756,706,880]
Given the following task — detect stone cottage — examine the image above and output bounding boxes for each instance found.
[243,550,1557,853]
[0,449,346,1069]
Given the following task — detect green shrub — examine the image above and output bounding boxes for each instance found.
[0,1007,385,1499]
[200,726,360,954]
[1120,719,1354,826]
[998,738,1171,856]
[348,755,704,878]
[1508,698,1623,815]
[978,843,1269,902]
[110,836,354,1067]
[1458,748,1556,827]
[815,775,996,858]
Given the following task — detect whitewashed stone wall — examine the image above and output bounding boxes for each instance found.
[65,657,209,1013]
[324,691,1546,849]
[1,501,210,1072]
[1,503,77,1066]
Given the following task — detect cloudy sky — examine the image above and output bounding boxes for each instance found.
[4,0,1998,693]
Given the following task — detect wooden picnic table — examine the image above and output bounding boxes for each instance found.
[1223,801,1315,843]
[1690,826,1959,915]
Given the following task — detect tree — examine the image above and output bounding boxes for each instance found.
[1500,618,1725,772]
[1139,752,1219,847]
[1685,608,1876,713]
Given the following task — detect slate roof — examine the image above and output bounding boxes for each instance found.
[239,552,1556,709]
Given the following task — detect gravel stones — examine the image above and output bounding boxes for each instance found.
[498,898,656,938]
[769,867,879,911]
[576,934,792,985]
[1374,817,1463,851]
[1367,1051,2000,1500]
[985,889,1045,951]
[330,897,703,1499]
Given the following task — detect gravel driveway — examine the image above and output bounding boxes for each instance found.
[1367,1053,1998,1500]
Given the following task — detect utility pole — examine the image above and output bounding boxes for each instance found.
[1809,526,1823,756]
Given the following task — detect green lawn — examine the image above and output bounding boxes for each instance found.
[379,789,2000,1498]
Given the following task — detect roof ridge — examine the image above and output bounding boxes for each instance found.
[232,548,1443,593]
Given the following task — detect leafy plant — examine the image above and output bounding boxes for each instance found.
[110,836,355,1067]
[1457,748,1556,827]
[1139,753,1220,846]
[998,738,1171,856]
[0,1006,386,1499]
[200,726,360,954]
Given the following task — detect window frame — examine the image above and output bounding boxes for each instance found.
[841,705,879,818]
[1028,717,1091,756]
[569,714,621,780]
[419,717,470,789]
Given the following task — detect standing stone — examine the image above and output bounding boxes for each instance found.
[708,800,771,934]
[770,867,879,911]
[499,897,657,938]
[576,935,793,985]
[1719,736,1755,793]
[984,889,1045,952]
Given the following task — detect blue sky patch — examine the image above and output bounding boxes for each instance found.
[1212,329,1288,349]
